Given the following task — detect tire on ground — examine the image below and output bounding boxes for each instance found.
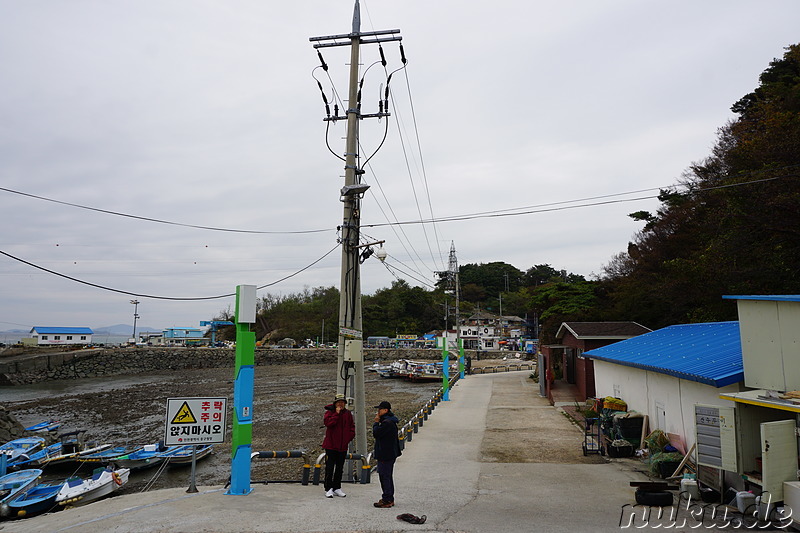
[635,488,673,507]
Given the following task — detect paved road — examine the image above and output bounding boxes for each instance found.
[6,371,648,533]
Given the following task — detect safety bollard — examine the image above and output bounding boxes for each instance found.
[398,433,405,451]
[313,453,326,485]
[422,404,429,420]
[302,463,311,485]
[417,410,424,427]
[413,416,419,433]
[406,425,413,442]
[361,463,371,484]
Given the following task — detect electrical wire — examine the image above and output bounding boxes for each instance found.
[0,187,332,235]
[0,244,340,301]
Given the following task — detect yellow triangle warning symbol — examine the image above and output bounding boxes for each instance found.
[171,402,197,424]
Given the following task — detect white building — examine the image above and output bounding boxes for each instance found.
[29,327,94,346]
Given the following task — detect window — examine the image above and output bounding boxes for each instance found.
[41,335,48,340]
[54,335,61,340]
[81,336,86,340]
[67,336,73,340]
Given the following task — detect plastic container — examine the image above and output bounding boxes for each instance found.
[736,491,756,513]
[680,478,701,500]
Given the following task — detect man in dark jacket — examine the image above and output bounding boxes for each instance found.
[322,393,355,498]
[372,400,401,508]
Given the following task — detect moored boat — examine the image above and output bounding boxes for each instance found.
[157,444,213,465]
[2,480,65,518]
[76,446,133,465]
[24,420,62,433]
[113,443,167,470]
[0,469,42,506]
[0,437,45,463]
[10,443,62,469]
[56,466,130,507]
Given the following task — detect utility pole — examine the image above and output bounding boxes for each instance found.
[310,1,402,463]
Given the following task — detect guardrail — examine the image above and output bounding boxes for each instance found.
[312,452,372,485]
[250,450,312,485]
[470,362,535,374]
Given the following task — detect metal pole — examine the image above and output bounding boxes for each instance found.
[187,445,198,493]
[130,299,139,344]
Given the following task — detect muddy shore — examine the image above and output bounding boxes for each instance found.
[4,362,464,491]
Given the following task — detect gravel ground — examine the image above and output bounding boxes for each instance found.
[5,362,449,491]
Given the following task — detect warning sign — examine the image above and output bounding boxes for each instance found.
[164,397,227,446]
[171,402,197,424]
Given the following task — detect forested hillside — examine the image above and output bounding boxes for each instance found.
[216,45,800,345]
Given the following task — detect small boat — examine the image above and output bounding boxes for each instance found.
[76,446,133,465]
[113,443,167,470]
[11,443,62,469]
[2,481,65,518]
[0,469,42,505]
[24,420,62,433]
[158,444,213,465]
[0,437,45,463]
[37,431,112,468]
[56,466,130,507]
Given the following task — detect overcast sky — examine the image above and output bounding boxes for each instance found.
[1,1,798,332]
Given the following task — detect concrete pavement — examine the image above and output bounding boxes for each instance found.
[4,371,648,533]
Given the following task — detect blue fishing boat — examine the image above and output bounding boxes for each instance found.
[10,443,62,469]
[76,445,133,465]
[2,481,65,518]
[157,444,213,465]
[0,437,45,463]
[23,420,62,433]
[113,443,168,470]
[0,469,42,505]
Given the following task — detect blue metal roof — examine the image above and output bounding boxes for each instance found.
[582,321,742,388]
[722,294,800,302]
[31,327,94,335]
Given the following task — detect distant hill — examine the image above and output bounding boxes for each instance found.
[93,324,161,336]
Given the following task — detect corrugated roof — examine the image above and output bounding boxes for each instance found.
[557,321,651,340]
[582,321,742,388]
[722,294,800,302]
[31,327,94,335]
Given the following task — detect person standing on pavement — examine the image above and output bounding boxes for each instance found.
[322,393,355,498]
[372,400,401,508]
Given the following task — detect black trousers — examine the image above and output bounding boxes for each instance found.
[377,458,396,502]
[324,449,346,490]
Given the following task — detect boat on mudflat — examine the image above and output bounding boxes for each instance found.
[113,443,168,470]
[0,437,45,463]
[0,469,42,506]
[10,443,62,469]
[24,420,62,433]
[157,444,213,465]
[2,480,65,519]
[76,446,133,465]
[56,466,130,508]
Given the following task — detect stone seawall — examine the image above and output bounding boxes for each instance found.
[0,348,484,385]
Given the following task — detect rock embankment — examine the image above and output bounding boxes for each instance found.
[0,348,477,385]
[0,406,26,442]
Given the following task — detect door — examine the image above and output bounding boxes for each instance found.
[761,419,797,502]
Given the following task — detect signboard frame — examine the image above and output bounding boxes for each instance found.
[164,397,227,446]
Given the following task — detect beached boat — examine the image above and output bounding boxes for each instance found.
[0,437,45,463]
[56,466,130,507]
[36,431,112,468]
[76,446,133,465]
[113,443,167,470]
[158,444,213,465]
[2,481,65,518]
[10,443,62,469]
[0,469,42,506]
[24,420,62,433]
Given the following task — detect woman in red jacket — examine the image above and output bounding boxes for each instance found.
[322,393,355,498]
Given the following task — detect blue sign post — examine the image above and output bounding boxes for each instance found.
[459,338,465,379]
[226,284,256,496]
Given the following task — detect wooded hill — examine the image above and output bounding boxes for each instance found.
[216,45,800,345]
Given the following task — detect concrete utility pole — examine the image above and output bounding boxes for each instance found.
[310,1,402,463]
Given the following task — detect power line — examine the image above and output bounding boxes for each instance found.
[0,244,340,301]
[0,187,332,235]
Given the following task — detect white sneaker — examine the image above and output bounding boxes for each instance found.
[333,488,346,497]
[325,489,334,498]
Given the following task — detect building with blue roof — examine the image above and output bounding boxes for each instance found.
[583,321,743,452]
[29,326,94,346]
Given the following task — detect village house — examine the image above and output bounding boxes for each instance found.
[28,326,93,346]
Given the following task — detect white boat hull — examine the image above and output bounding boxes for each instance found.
[57,468,130,507]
